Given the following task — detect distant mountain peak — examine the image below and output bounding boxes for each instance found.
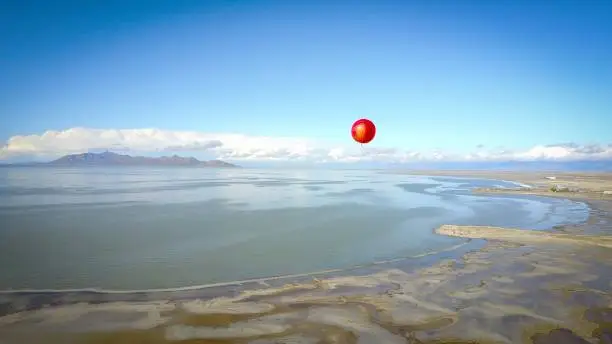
[49,152,239,168]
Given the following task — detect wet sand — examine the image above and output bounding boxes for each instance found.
[437,225,612,248]
[1,172,611,344]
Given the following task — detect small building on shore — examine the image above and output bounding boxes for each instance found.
[550,184,580,192]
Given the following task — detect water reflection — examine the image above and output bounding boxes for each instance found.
[0,167,591,290]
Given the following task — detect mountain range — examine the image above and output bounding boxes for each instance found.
[2,152,239,168]
[1,152,611,171]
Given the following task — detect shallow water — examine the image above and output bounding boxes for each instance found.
[0,167,589,291]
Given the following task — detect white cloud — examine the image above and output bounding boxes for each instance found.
[511,144,612,161]
[1,127,611,163]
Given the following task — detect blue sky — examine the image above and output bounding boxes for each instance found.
[1,0,611,163]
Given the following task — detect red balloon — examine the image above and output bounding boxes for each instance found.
[351,118,376,144]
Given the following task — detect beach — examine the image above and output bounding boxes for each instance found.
[1,170,611,344]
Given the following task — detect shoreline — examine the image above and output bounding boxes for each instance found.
[436,224,612,248]
[1,171,611,344]
[0,173,590,296]
[0,241,473,295]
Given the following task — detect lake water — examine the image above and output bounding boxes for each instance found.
[0,167,589,291]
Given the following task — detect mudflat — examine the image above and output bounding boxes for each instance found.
[402,170,612,199]
[1,171,611,344]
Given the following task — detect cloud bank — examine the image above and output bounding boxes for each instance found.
[1,128,611,163]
